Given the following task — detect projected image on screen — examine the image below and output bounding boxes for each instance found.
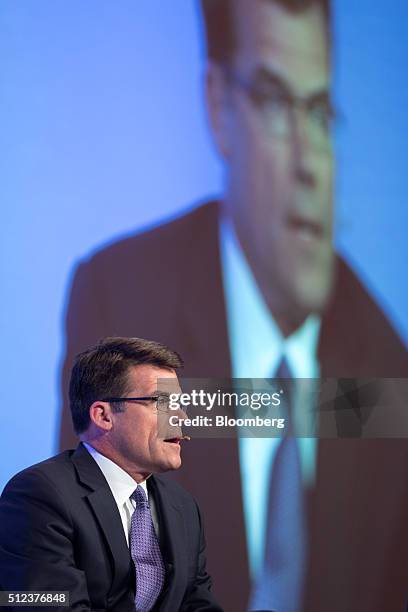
[58,1,407,611]
[2,1,406,611]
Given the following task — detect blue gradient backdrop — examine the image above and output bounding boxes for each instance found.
[1,1,407,489]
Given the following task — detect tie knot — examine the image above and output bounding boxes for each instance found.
[275,357,292,380]
[275,358,294,428]
[132,485,149,507]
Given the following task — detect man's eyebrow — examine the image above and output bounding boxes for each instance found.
[253,65,292,94]
[253,65,331,101]
[305,89,332,107]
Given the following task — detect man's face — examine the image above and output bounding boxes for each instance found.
[108,365,184,477]
[209,1,335,330]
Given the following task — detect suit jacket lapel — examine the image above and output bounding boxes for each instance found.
[148,476,188,610]
[71,444,133,599]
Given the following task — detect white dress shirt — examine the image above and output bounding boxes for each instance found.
[219,217,320,579]
[83,442,159,545]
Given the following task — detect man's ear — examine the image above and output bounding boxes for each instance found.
[89,401,114,432]
[204,61,232,160]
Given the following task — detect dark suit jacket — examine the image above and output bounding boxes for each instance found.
[0,443,222,612]
[59,202,408,612]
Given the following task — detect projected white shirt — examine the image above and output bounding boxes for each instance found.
[219,217,320,579]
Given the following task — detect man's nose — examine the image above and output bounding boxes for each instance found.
[173,406,188,423]
[157,405,187,439]
[290,108,318,189]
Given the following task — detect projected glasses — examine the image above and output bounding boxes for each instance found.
[226,66,335,152]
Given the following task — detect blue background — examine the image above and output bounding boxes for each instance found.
[1,1,407,490]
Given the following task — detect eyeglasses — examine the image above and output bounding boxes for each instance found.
[102,395,175,413]
[225,66,336,152]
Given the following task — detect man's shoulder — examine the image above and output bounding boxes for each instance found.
[1,450,76,498]
[83,201,219,270]
[67,200,222,310]
[321,257,407,375]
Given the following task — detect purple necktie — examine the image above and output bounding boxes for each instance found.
[130,485,165,611]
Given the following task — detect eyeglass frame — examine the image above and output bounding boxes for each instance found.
[223,64,337,151]
[101,395,182,413]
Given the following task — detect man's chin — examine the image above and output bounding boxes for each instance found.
[157,460,182,474]
[294,280,334,320]
[294,257,335,312]
[156,447,182,473]
[279,277,334,333]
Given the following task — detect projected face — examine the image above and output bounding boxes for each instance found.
[209,1,335,334]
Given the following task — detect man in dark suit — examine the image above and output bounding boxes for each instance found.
[0,337,222,612]
[58,1,408,611]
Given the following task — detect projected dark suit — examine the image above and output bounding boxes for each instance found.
[59,202,408,612]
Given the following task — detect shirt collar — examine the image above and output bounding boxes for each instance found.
[219,217,321,379]
[83,442,148,506]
